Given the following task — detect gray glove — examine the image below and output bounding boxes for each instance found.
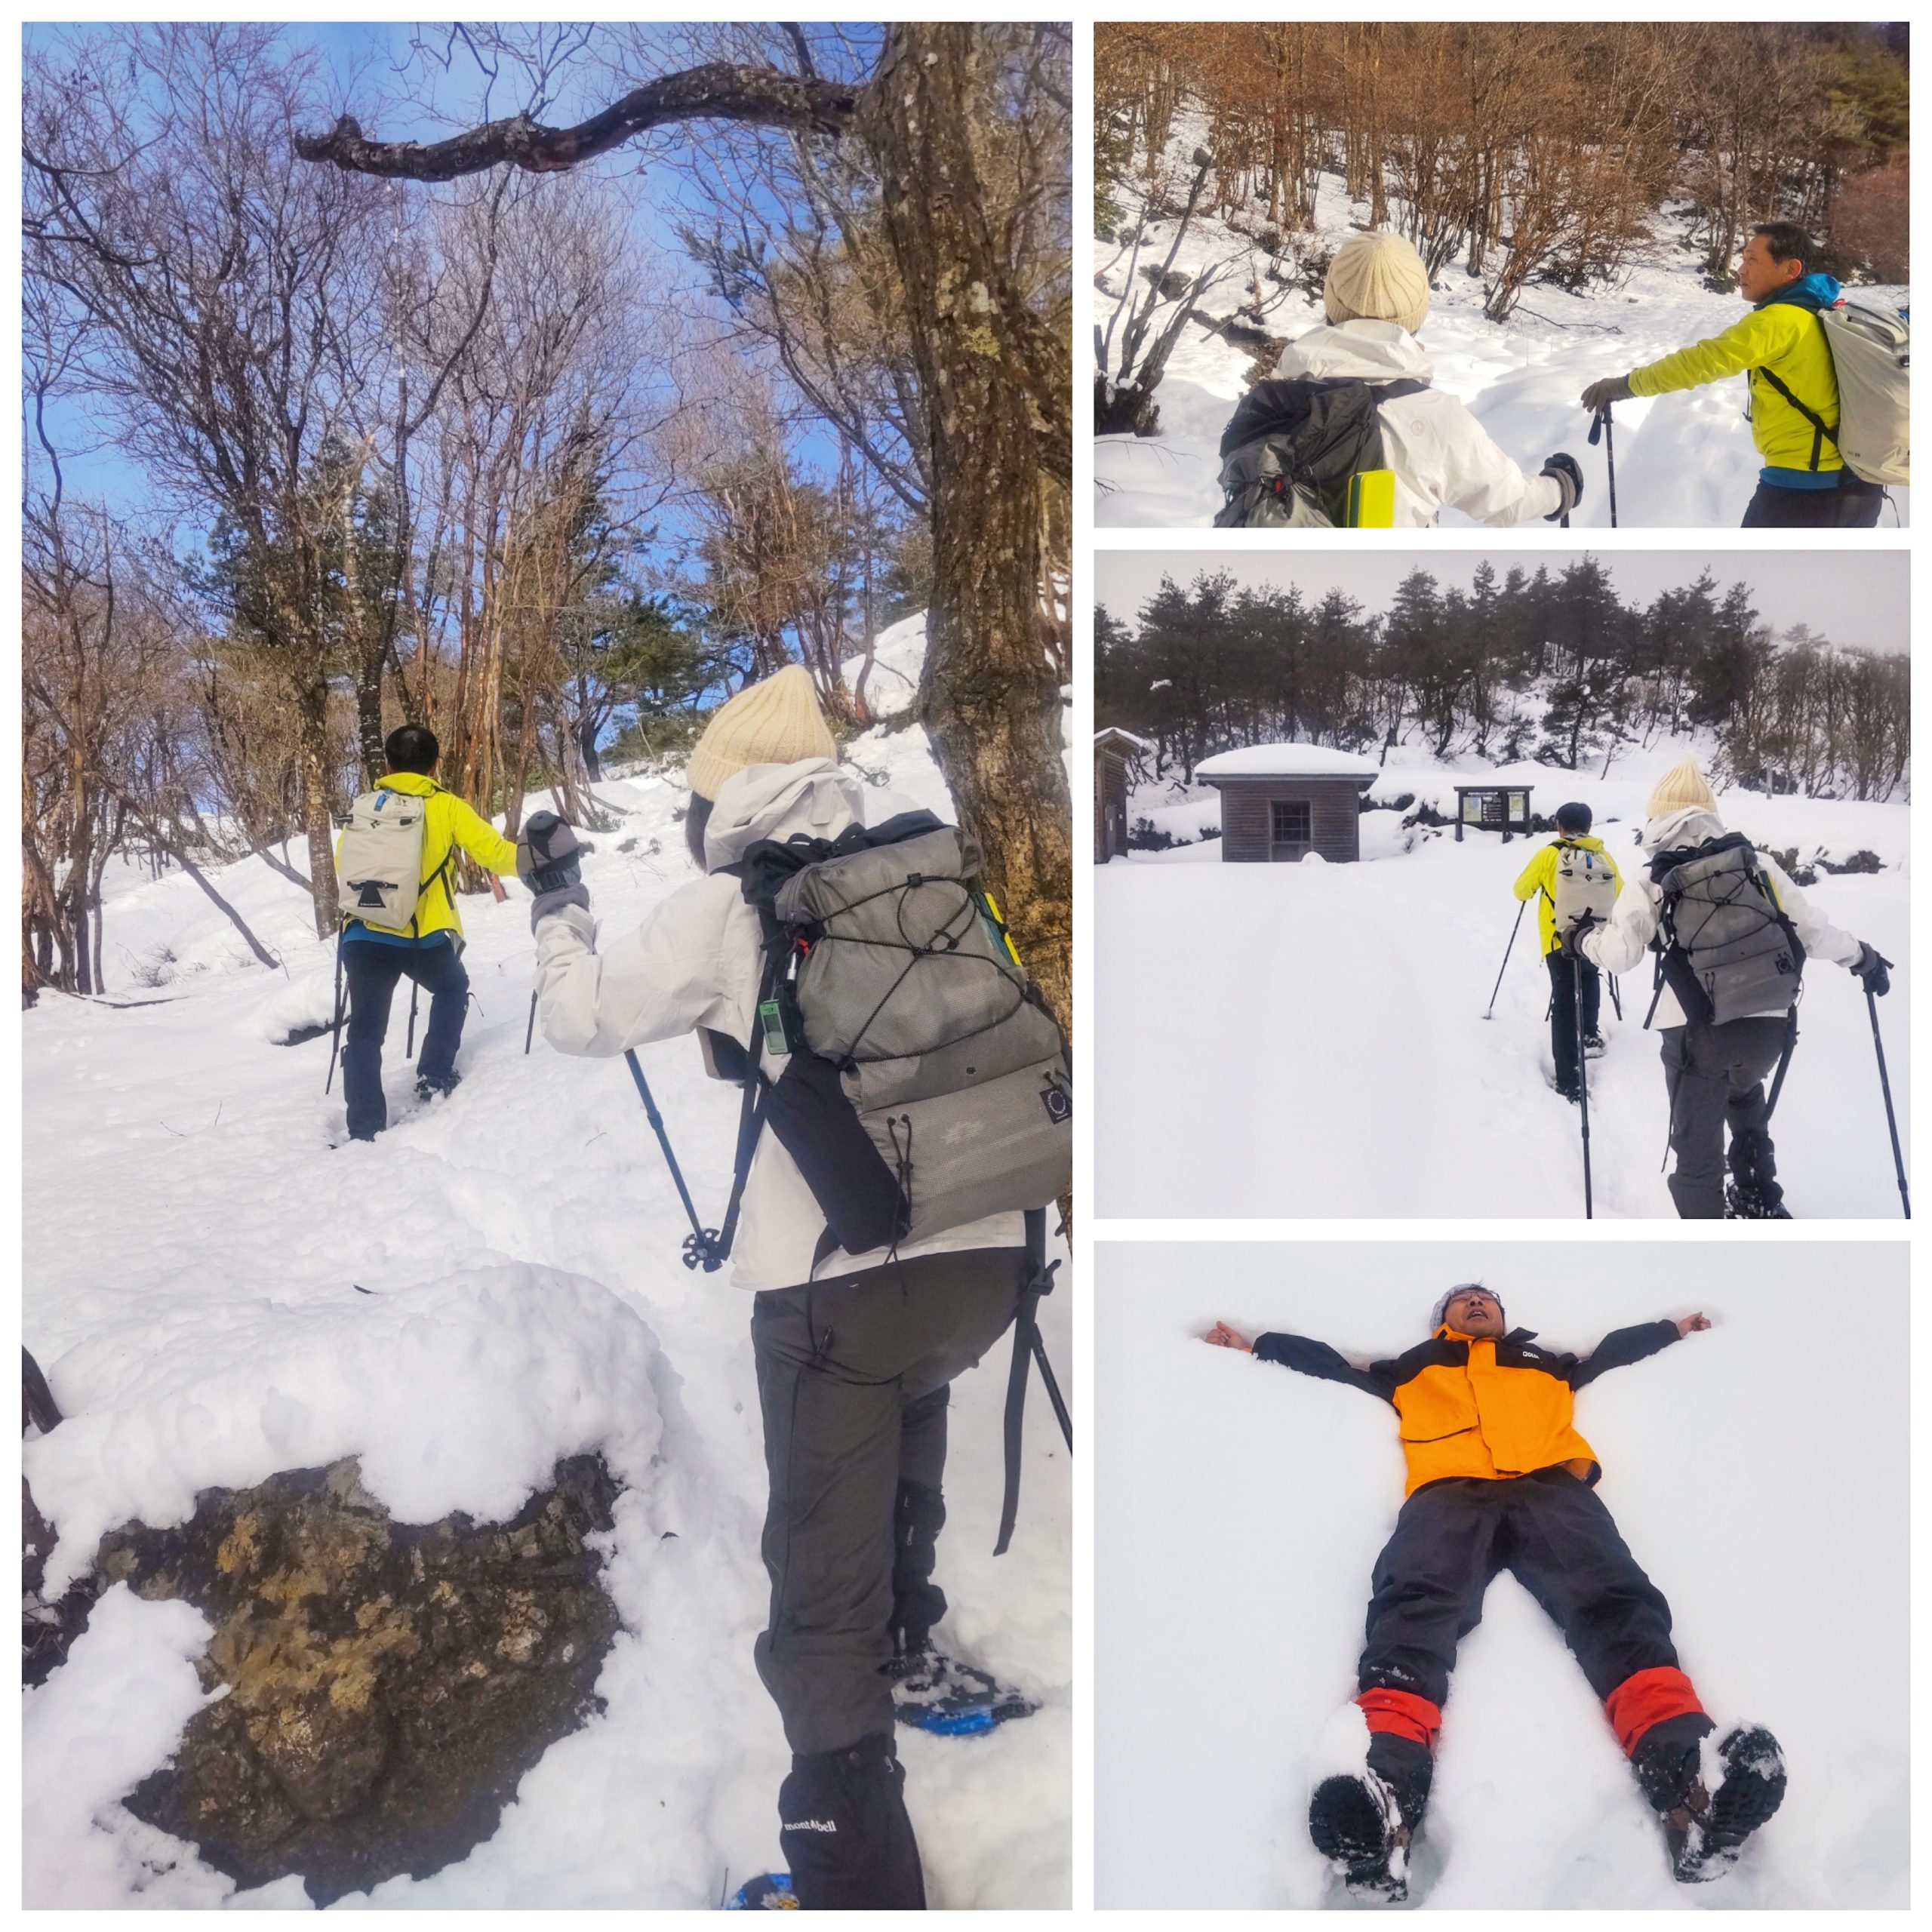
[1580,374,1633,414]
[518,811,589,932]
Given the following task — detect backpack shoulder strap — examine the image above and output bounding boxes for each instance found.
[1754,322,1838,470]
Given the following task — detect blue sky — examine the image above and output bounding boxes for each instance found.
[26,23,870,552]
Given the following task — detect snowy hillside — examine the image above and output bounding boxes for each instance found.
[22,619,1071,1908]
[1095,146,1910,528]
[1097,740,1909,1220]
[1096,1244,1909,1909]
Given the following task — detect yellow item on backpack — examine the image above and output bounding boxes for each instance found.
[1345,469,1397,528]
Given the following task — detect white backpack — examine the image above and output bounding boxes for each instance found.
[335,788,441,933]
[1550,842,1617,939]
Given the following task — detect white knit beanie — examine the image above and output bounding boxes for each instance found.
[1324,229,1432,336]
[1431,1284,1503,1332]
[1645,758,1718,822]
[686,663,837,801]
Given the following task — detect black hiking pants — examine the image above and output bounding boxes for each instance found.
[1660,1016,1790,1219]
[1546,952,1601,1092]
[341,937,469,1141]
[1358,1469,1681,1714]
[1741,472,1884,528]
[752,1246,1027,1909]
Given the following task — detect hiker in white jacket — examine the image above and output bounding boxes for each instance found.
[1571,758,1890,1218]
[519,665,1029,1910]
[1230,230,1579,528]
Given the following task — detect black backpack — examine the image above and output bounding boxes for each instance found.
[1213,376,1426,527]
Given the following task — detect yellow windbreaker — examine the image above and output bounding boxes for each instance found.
[1513,835,1621,958]
[1628,298,1842,476]
[337,772,519,943]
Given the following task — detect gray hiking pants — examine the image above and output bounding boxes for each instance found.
[1660,1017,1791,1219]
[751,1247,1027,1756]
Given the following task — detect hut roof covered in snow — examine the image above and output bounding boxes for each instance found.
[1196,744,1380,782]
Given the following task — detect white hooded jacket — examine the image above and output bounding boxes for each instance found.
[1272,320,1564,528]
[534,757,1023,1290]
[1577,806,1862,1029]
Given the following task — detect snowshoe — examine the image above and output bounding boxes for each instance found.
[415,1070,462,1104]
[1663,1724,1787,1881]
[1724,1183,1792,1220]
[724,1873,797,1910]
[1583,1030,1607,1058]
[886,1647,1036,1737]
[1309,1769,1411,1904]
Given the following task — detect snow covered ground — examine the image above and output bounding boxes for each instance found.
[1095,144,1910,529]
[22,619,1071,1908]
[1096,743,1909,1220]
[1095,1243,1910,1909]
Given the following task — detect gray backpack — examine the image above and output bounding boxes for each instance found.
[713,811,1070,1263]
[1648,833,1805,1027]
[1758,302,1909,486]
[1549,842,1617,940]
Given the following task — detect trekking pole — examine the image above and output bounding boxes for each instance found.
[1589,405,1617,528]
[1608,974,1623,1024]
[1574,951,1594,1220]
[623,1049,724,1270]
[995,1207,1072,1558]
[525,987,538,1055]
[1483,900,1527,1020]
[1866,986,1910,1219]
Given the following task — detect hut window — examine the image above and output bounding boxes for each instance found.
[1272,800,1312,844]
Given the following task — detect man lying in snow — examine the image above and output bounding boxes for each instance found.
[1215,229,1580,528]
[1567,757,1890,1220]
[1203,1285,1786,1900]
[1580,221,1885,530]
[520,664,1038,1911]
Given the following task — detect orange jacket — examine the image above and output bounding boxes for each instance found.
[1251,1321,1680,1497]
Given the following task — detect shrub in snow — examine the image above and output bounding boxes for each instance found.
[102,1454,622,1905]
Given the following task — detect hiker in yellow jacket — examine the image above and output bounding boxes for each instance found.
[1513,802,1620,1103]
[1580,222,1884,530]
[337,724,520,1141]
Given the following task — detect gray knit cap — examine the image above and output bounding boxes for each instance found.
[1431,1283,1504,1331]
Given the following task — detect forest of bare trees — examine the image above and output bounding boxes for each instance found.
[1097,561,1910,806]
[24,22,1071,1025]
[1097,22,1909,326]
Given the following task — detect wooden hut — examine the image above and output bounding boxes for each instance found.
[1196,746,1379,863]
[1454,783,1534,843]
[1094,728,1148,863]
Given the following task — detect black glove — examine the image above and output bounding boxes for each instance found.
[1580,374,1633,414]
[1851,943,1892,997]
[1541,452,1583,521]
[1557,912,1598,961]
[518,811,590,931]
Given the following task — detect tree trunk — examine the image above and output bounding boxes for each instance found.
[295,675,340,935]
[863,27,1072,1037]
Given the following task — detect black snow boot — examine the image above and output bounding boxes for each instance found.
[415,1069,462,1103]
[777,1731,924,1909]
[888,1479,948,1657]
[1309,1733,1432,1904]
[1725,1130,1786,1218]
[1636,1717,1786,1881]
[1583,1030,1607,1057]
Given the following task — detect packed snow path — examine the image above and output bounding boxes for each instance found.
[1095,162,1910,528]
[1096,1247,1909,1909]
[23,654,1070,1907]
[1097,781,1909,1220]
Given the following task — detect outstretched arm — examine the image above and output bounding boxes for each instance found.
[1203,1323,1397,1404]
[1570,1313,1706,1389]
